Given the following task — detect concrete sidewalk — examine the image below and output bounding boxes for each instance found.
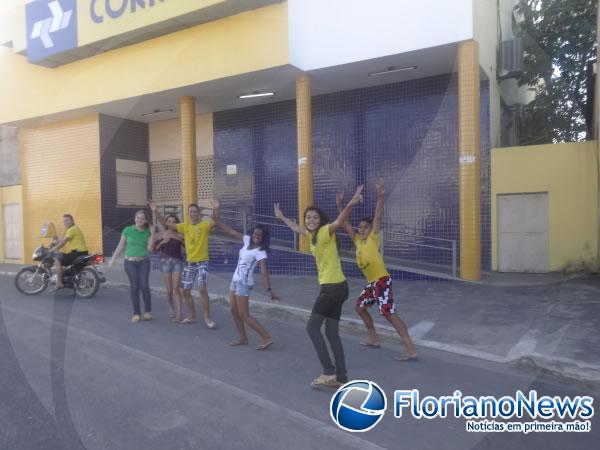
[2,262,599,386]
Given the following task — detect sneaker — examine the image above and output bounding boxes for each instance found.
[131,315,140,323]
[310,374,337,387]
[143,312,153,321]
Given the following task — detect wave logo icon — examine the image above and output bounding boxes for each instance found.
[26,0,78,62]
[30,1,73,49]
[330,380,387,432]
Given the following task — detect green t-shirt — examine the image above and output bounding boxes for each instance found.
[122,225,151,258]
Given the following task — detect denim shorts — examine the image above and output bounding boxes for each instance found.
[159,257,183,273]
[181,261,208,289]
[229,279,253,297]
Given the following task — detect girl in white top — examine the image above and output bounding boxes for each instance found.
[211,200,280,350]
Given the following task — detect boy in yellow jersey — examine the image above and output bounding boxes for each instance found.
[150,201,216,329]
[337,181,417,361]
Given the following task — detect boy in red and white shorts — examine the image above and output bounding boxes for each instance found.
[337,181,417,361]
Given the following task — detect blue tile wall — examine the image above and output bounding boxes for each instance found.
[213,74,491,276]
[207,237,441,282]
[99,115,150,255]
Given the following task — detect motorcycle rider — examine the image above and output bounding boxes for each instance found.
[48,214,88,289]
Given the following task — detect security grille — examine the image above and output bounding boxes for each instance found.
[151,156,214,205]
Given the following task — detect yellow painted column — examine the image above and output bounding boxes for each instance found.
[296,74,314,253]
[0,188,4,263]
[180,96,197,223]
[458,40,481,280]
[596,0,600,271]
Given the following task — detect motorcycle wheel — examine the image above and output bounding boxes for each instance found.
[14,266,49,295]
[74,268,100,298]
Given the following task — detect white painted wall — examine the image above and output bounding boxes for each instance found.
[288,0,474,71]
[474,0,497,80]
[149,113,214,162]
[474,0,500,147]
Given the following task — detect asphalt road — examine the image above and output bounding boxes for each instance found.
[0,275,598,450]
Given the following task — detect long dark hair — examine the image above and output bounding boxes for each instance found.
[304,206,337,247]
[250,224,271,252]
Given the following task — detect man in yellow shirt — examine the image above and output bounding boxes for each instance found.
[151,201,216,329]
[49,214,88,289]
[337,181,417,361]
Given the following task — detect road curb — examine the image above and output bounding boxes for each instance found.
[109,280,600,387]
[3,272,599,386]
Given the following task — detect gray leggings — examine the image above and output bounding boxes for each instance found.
[306,281,349,383]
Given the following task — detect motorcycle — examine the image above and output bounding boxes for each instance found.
[14,245,106,298]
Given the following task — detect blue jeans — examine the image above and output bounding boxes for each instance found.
[124,259,151,315]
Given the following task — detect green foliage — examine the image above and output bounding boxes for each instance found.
[513,0,597,144]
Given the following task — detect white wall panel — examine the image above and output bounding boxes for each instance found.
[289,0,473,71]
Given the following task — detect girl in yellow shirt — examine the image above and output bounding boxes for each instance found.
[337,181,417,361]
[275,185,363,389]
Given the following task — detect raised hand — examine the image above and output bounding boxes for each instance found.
[348,185,364,206]
[375,179,385,197]
[210,199,221,221]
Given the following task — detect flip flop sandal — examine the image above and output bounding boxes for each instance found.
[256,341,273,351]
[360,341,381,348]
[180,318,197,324]
[394,355,418,362]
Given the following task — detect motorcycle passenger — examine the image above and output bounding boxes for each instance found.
[49,214,88,289]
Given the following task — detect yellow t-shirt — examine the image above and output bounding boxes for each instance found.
[65,225,88,253]
[309,225,345,285]
[177,221,212,263]
[353,231,389,283]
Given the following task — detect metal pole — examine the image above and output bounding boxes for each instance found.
[452,240,457,278]
[293,229,298,251]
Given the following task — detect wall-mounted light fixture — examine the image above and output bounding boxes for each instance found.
[238,92,275,99]
[141,108,174,117]
[368,66,417,77]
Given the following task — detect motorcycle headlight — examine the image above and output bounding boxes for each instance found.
[32,246,43,260]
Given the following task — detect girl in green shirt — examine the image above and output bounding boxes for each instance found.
[109,210,156,323]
